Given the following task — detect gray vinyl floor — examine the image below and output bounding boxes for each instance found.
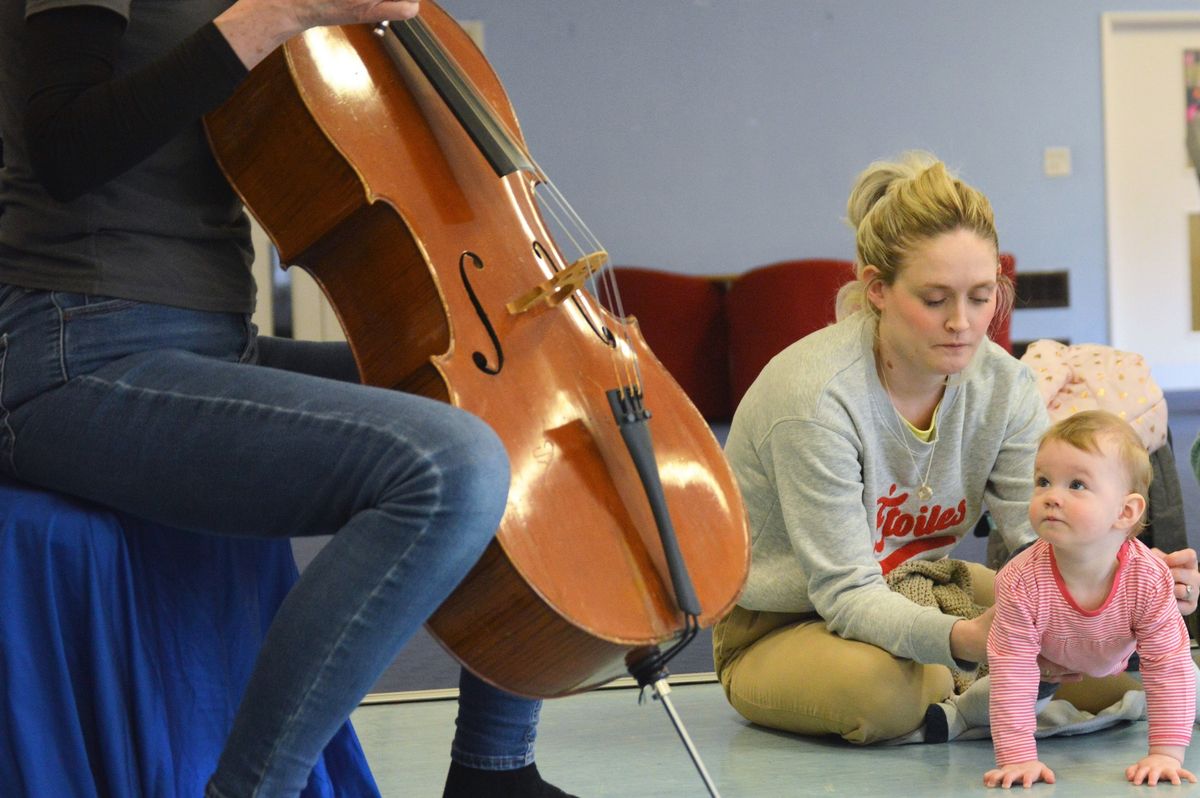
[337,391,1200,797]
[348,681,1196,797]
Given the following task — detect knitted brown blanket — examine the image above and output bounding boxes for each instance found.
[886,559,988,693]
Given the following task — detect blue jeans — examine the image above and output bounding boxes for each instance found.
[0,286,541,795]
[453,669,541,770]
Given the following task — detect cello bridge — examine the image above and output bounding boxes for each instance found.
[506,251,607,315]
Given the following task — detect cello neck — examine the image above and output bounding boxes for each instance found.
[385,18,534,177]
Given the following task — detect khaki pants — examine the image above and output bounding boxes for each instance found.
[712,561,1140,744]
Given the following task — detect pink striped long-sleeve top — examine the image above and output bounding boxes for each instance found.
[988,538,1194,766]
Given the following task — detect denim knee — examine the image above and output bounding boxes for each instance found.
[378,406,510,546]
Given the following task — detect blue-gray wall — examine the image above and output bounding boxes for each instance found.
[439,1,1199,346]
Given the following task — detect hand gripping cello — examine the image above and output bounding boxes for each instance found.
[205,4,748,793]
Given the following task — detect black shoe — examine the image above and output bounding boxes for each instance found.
[442,761,579,798]
[923,703,950,744]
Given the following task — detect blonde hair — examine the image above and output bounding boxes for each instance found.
[835,151,1013,325]
[1039,409,1153,537]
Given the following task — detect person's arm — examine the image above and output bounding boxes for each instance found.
[22,7,247,201]
[1128,559,1195,784]
[765,418,962,668]
[1151,547,1200,615]
[1174,431,1200,614]
[948,605,992,664]
[21,0,419,202]
[984,568,1053,787]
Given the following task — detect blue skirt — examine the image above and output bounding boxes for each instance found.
[0,476,380,797]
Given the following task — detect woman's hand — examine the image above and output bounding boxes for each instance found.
[284,0,421,34]
[1151,547,1199,615]
[949,606,994,664]
[216,0,421,70]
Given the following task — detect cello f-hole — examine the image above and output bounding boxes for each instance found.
[459,251,503,375]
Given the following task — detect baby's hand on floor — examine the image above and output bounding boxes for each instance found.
[1126,753,1196,786]
[984,761,1055,789]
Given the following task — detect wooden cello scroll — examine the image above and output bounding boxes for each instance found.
[205,1,749,698]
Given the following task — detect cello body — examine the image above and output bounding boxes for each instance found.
[206,3,749,698]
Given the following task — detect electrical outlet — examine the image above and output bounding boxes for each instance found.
[1043,147,1072,177]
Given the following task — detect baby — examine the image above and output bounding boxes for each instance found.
[983,410,1195,788]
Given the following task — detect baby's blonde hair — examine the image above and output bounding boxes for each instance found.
[836,151,1013,324]
[1039,409,1153,537]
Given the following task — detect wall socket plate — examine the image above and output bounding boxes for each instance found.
[1043,146,1072,177]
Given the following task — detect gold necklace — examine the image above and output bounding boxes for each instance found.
[880,367,939,501]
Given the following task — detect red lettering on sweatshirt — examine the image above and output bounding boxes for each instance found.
[873,483,967,557]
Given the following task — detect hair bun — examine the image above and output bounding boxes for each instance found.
[845,151,939,231]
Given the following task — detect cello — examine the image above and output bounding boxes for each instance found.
[205,1,748,702]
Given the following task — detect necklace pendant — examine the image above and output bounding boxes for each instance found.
[917,484,933,501]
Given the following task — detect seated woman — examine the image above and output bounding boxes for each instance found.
[712,151,1200,744]
[0,1,575,795]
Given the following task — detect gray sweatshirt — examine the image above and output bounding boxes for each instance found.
[724,311,1048,669]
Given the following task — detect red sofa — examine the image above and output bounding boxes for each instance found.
[602,255,1015,423]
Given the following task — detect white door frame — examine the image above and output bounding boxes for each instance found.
[1102,12,1200,390]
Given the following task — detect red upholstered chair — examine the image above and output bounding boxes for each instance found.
[600,267,732,421]
[724,254,1017,412]
[991,252,1017,353]
[598,254,1016,425]
[724,259,854,411]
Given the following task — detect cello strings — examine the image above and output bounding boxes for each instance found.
[395,16,645,397]
[400,17,635,380]
[528,184,641,393]
[531,174,644,396]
